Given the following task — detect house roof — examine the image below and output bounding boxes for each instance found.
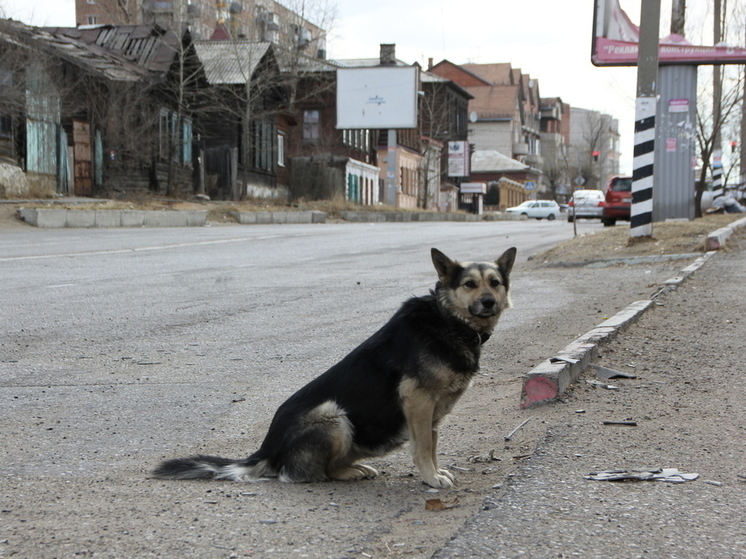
[428,60,492,87]
[333,58,410,68]
[467,85,520,119]
[40,24,181,78]
[275,50,342,73]
[471,150,530,173]
[420,71,474,100]
[0,21,182,82]
[209,22,233,41]
[462,63,514,85]
[194,41,273,84]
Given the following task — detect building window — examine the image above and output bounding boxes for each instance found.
[159,109,192,166]
[87,15,98,25]
[277,132,286,167]
[159,109,172,161]
[0,114,11,140]
[342,129,370,152]
[182,116,192,165]
[253,120,275,171]
[303,110,320,143]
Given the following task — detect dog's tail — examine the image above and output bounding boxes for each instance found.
[151,453,273,481]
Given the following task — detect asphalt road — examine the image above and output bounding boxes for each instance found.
[1,219,705,558]
[2,220,575,472]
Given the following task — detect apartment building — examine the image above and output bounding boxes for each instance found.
[75,0,326,57]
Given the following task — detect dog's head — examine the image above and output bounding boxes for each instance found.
[431,247,517,334]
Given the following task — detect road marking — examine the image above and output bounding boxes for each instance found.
[0,235,285,262]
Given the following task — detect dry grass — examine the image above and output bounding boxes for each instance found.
[533,213,744,265]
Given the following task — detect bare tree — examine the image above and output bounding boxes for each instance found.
[570,110,612,191]
[695,68,743,216]
[542,145,571,201]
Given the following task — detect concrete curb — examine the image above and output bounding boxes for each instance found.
[19,208,207,228]
[519,213,746,408]
[337,210,481,222]
[705,215,746,249]
[231,210,327,224]
[520,250,717,408]
[16,207,499,227]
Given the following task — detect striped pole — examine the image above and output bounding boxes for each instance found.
[630,97,656,237]
[712,150,723,200]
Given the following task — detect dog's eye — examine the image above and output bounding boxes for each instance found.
[490,279,501,288]
[463,280,478,289]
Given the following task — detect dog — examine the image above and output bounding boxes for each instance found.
[152,247,516,488]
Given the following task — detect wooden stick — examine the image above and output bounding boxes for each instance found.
[504,418,531,441]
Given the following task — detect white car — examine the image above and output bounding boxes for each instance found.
[505,200,561,220]
[567,189,605,222]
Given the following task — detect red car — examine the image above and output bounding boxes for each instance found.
[602,176,632,226]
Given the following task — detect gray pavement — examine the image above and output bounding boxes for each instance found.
[434,231,746,559]
[1,219,744,558]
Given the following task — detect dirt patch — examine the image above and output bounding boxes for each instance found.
[530,213,744,266]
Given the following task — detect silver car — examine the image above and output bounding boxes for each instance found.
[505,200,561,220]
[568,189,605,222]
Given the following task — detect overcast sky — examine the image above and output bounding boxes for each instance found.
[0,1,728,175]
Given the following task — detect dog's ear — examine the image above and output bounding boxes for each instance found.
[496,247,517,277]
[431,248,458,282]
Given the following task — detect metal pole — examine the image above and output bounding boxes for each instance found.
[712,0,724,200]
[670,0,686,35]
[630,0,661,238]
[387,129,397,206]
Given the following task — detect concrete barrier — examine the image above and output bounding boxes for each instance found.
[705,216,746,250]
[520,300,653,408]
[19,208,207,228]
[231,210,326,225]
[338,211,480,223]
[519,247,718,408]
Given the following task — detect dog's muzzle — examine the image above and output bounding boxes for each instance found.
[470,296,498,318]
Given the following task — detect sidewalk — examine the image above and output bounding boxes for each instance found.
[434,232,746,558]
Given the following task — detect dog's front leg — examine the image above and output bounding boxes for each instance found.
[430,427,455,484]
[402,387,454,489]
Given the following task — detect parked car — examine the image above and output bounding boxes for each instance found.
[505,200,561,220]
[567,189,605,222]
[602,176,633,226]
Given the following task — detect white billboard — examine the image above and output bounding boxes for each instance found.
[336,67,418,130]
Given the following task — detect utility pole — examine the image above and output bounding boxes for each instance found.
[671,0,685,35]
[712,0,724,199]
[742,61,746,186]
[630,0,661,238]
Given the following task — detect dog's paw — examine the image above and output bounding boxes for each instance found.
[329,464,379,481]
[354,464,379,479]
[437,468,455,483]
[423,472,454,489]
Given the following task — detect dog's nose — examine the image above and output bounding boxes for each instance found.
[481,297,495,309]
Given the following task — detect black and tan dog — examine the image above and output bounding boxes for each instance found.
[152,247,516,488]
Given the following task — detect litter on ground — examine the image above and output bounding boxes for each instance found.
[586,468,699,482]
